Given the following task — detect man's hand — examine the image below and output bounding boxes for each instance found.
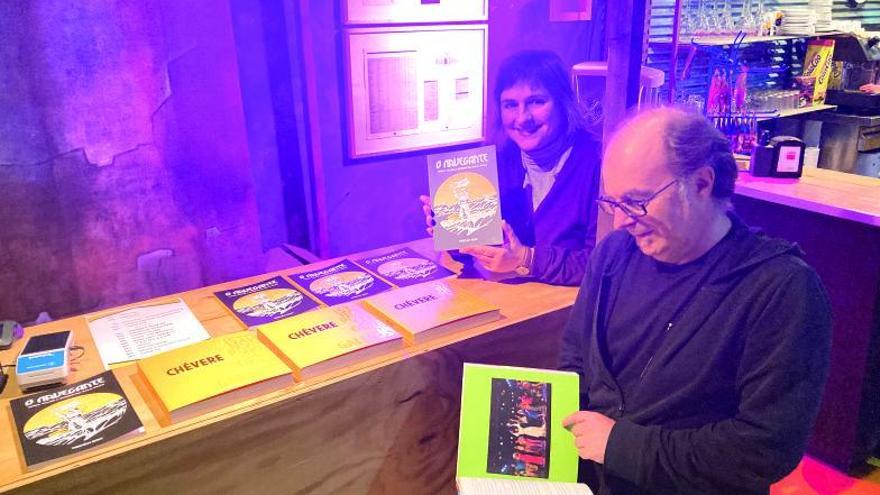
[563,411,616,464]
[459,222,528,273]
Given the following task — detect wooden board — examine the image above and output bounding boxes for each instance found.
[735,168,880,227]
[0,239,577,494]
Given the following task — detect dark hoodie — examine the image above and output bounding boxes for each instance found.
[498,130,602,286]
[559,213,832,495]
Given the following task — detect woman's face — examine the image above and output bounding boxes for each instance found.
[499,82,562,152]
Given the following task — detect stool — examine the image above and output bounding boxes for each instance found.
[571,62,666,111]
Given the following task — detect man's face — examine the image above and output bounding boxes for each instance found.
[499,83,562,152]
[602,129,706,264]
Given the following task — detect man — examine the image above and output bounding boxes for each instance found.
[559,108,831,495]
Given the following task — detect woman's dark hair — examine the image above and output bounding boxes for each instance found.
[493,50,585,140]
[663,110,738,199]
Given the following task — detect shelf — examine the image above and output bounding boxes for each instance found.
[755,103,837,121]
[650,32,841,47]
[707,104,836,123]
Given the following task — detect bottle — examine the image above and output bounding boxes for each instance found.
[733,66,749,113]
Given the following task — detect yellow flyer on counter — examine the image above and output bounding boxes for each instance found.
[136,332,293,425]
[256,303,403,380]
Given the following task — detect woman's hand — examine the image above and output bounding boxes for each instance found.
[419,195,435,236]
[460,222,529,273]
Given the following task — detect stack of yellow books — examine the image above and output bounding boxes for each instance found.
[363,281,501,344]
[256,303,404,380]
[136,332,294,426]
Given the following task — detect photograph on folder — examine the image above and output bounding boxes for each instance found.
[362,280,500,344]
[255,303,403,381]
[487,378,552,478]
[10,370,144,471]
[456,364,583,493]
[353,246,456,288]
[134,332,293,426]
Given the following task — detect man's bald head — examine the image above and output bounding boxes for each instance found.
[605,108,738,201]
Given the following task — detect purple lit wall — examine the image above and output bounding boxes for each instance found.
[0,0,604,322]
[303,0,604,257]
[0,1,268,321]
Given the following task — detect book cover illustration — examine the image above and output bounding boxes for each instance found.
[427,145,503,251]
[214,276,320,327]
[457,364,580,483]
[289,259,392,306]
[354,246,455,287]
[10,370,144,469]
[487,378,551,478]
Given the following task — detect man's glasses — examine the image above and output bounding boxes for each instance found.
[596,178,679,218]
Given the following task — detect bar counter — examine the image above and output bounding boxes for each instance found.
[0,240,576,495]
[735,167,880,227]
[733,167,880,472]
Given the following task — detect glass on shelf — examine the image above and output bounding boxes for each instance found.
[678,0,769,39]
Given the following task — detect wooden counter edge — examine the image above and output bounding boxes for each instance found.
[0,272,577,491]
[735,168,880,227]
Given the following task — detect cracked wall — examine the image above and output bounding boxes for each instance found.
[0,1,265,321]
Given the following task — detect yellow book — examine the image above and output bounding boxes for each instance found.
[362,281,501,344]
[256,303,403,380]
[136,332,294,426]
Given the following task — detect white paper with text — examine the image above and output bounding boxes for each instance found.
[88,299,210,369]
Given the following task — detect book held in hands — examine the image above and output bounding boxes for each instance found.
[135,332,293,426]
[362,281,500,344]
[354,246,456,287]
[427,145,503,251]
[456,363,591,495]
[10,370,144,470]
[256,303,403,380]
[213,276,320,328]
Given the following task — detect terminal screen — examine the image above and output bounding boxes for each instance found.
[22,331,71,355]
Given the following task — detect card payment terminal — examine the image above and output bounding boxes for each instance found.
[16,331,74,390]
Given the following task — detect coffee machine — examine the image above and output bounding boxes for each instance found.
[825,33,880,110]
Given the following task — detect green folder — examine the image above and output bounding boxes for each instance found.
[456,363,581,483]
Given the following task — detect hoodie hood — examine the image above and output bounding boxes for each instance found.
[600,211,804,288]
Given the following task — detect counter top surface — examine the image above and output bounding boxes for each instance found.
[0,238,577,491]
[734,168,880,227]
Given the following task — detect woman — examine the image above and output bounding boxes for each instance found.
[421,50,601,286]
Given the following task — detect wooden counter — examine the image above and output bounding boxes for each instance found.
[0,239,577,495]
[733,169,880,473]
[735,167,880,227]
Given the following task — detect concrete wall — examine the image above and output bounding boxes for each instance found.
[0,1,268,321]
[0,0,602,322]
